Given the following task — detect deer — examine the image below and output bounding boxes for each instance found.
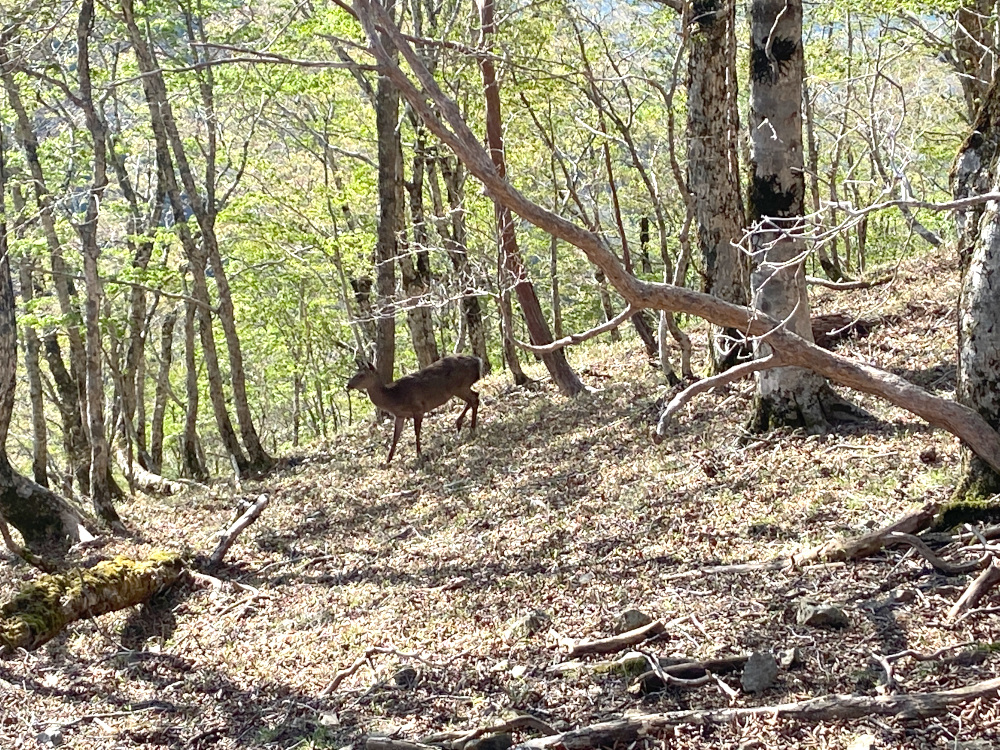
[346,355,483,465]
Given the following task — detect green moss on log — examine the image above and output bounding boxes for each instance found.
[0,553,184,654]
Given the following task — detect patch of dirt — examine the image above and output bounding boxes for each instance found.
[2,250,998,749]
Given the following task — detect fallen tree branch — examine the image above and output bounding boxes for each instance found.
[512,677,1000,750]
[805,275,893,290]
[420,715,558,749]
[790,502,939,566]
[114,447,190,496]
[563,620,666,657]
[514,306,637,355]
[885,532,988,575]
[949,557,1000,622]
[0,554,185,654]
[655,354,782,440]
[207,493,270,570]
[629,653,749,695]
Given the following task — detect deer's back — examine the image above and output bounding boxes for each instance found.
[385,355,482,415]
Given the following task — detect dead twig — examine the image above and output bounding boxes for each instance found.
[207,493,271,570]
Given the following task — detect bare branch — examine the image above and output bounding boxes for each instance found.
[515,306,637,354]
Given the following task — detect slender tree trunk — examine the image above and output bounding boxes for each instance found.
[403,124,440,368]
[2,54,91,494]
[374,1,400,382]
[499,289,528,385]
[746,0,853,432]
[687,0,749,372]
[17,257,48,487]
[181,299,208,481]
[76,0,122,530]
[149,310,176,475]
[120,0,249,473]
[0,114,93,554]
[477,0,584,395]
[435,156,490,371]
[121,0,270,470]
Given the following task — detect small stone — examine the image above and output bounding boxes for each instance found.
[740,651,778,693]
[777,647,804,668]
[796,601,849,629]
[510,664,528,678]
[36,727,64,747]
[614,609,653,634]
[506,610,551,641]
[465,734,513,750]
[319,712,340,727]
[393,666,418,688]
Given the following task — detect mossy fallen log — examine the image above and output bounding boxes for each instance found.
[0,553,184,654]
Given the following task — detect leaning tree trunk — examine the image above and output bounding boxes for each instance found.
[746,0,853,432]
[477,0,584,395]
[687,0,749,372]
[0,130,93,554]
[948,78,1000,523]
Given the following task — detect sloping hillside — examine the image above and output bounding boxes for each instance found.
[2,250,997,750]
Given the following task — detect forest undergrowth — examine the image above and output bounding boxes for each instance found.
[1,249,998,749]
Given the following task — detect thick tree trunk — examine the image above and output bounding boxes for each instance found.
[954,1,996,122]
[949,79,1000,523]
[687,0,749,372]
[747,0,851,432]
[477,0,584,395]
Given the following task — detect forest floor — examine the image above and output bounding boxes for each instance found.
[2,249,999,750]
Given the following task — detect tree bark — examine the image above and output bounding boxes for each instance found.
[374,4,400,383]
[0,129,93,554]
[16,257,48,487]
[477,0,584,395]
[746,0,851,432]
[149,310,177,475]
[0,554,184,653]
[181,299,208,481]
[403,124,440,368]
[949,78,1000,521]
[687,0,748,372]
[76,0,122,530]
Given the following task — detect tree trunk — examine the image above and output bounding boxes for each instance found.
[435,156,490,372]
[687,0,749,372]
[149,310,177,475]
[76,0,122,530]
[374,9,400,383]
[954,1,996,122]
[477,0,584,396]
[403,124,440,369]
[0,554,183,653]
[181,299,209,481]
[746,0,851,432]
[120,0,269,471]
[17,257,48,487]
[1,54,91,496]
[948,78,1000,523]
[0,129,93,554]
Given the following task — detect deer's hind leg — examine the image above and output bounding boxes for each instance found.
[455,389,479,431]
